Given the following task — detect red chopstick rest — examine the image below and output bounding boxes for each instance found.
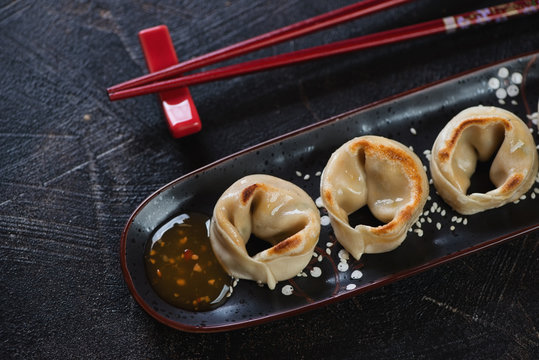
[138,25,201,138]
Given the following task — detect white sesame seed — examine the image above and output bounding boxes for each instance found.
[496,88,507,99]
[520,195,526,200]
[281,285,294,296]
[511,100,518,105]
[507,84,519,97]
[321,215,331,226]
[429,179,434,185]
[233,278,239,287]
[498,67,509,78]
[338,262,349,272]
[488,77,500,89]
[318,255,323,262]
[531,192,536,200]
[338,249,350,260]
[499,99,506,105]
[351,270,363,280]
[414,228,424,237]
[326,242,333,248]
[450,225,455,231]
[420,218,425,223]
[295,170,302,177]
[409,145,414,151]
[440,209,446,216]
[427,196,432,201]
[303,174,310,180]
[415,221,422,228]
[513,200,520,204]
[346,284,357,290]
[427,217,432,223]
[511,72,523,84]
[326,248,331,255]
[451,216,457,222]
[456,217,463,224]
[463,218,468,225]
[310,267,322,277]
[315,171,322,176]
[423,210,430,216]
[436,222,442,230]
[410,127,417,135]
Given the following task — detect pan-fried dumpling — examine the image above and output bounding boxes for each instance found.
[209,174,320,290]
[430,106,538,215]
[320,136,429,260]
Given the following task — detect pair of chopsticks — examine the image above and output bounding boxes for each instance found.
[108,0,539,101]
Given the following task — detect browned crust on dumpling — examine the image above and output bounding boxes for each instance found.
[370,205,414,235]
[350,139,426,203]
[241,183,261,204]
[500,173,524,193]
[268,233,302,255]
[437,117,512,162]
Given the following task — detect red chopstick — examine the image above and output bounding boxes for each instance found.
[108,0,539,101]
[107,0,414,94]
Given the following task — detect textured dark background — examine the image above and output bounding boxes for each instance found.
[1,0,538,359]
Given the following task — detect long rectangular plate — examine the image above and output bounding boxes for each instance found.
[121,51,539,332]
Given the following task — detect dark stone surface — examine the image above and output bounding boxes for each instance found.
[1,1,538,359]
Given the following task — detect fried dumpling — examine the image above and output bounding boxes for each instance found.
[320,136,429,260]
[209,174,320,290]
[430,106,538,215]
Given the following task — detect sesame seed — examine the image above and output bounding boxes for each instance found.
[326,242,333,248]
[520,195,526,200]
[346,284,357,290]
[338,262,349,272]
[321,215,331,226]
[338,249,350,260]
[429,179,434,185]
[326,248,331,255]
[303,174,310,180]
[427,217,432,223]
[410,127,417,135]
[451,216,457,222]
[498,67,509,78]
[414,228,424,237]
[415,221,422,228]
[315,171,322,176]
[295,171,302,177]
[351,270,363,280]
[456,217,462,224]
[281,285,294,296]
[440,209,446,216]
[423,210,430,216]
[513,200,520,204]
[488,77,500,89]
[450,225,455,231]
[496,88,507,99]
[463,218,468,225]
[318,255,323,262]
[420,218,425,223]
[436,222,442,230]
[532,193,536,200]
[310,267,322,277]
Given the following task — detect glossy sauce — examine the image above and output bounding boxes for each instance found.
[144,213,231,311]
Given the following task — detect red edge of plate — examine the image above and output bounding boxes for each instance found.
[120,50,539,333]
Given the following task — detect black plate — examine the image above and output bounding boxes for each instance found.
[121,51,539,333]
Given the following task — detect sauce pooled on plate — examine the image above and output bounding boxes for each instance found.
[144,212,231,311]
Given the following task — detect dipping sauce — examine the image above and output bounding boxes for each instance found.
[144,212,232,311]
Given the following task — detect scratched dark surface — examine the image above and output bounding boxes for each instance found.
[1,0,538,359]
